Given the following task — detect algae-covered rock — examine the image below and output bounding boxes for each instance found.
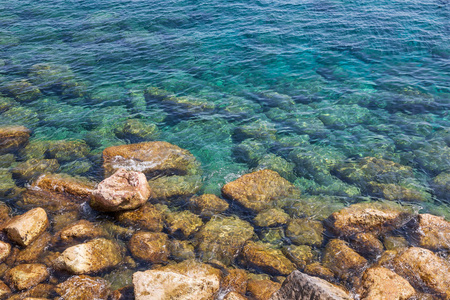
[15,232,51,264]
[383,235,409,250]
[0,168,18,197]
[222,169,300,212]
[18,187,80,213]
[196,215,254,265]
[56,275,110,300]
[32,173,95,202]
[115,203,164,232]
[2,79,41,102]
[232,120,277,143]
[259,227,286,246]
[91,168,151,212]
[253,91,296,110]
[0,153,15,168]
[28,63,77,92]
[432,172,450,201]
[168,240,195,262]
[247,278,281,300]
[189,194,229,217]
[295,175,361,198]
[4,208,48,247]
[253,153,296,182]
[221,268,247,295]
[165,210,203,237]
[59,159,93,176]
[283,195,346,221]
[349,233,384,259]
[286,218,324,247]
[5,263,49,291]
[240,241,296,276]
[102,141,201,178]
[53,220,107,246]
[114,119,160,142]
[367,181,431,202]
[410,214,450,251]
[133,259,221,300]
[128,231,169,263]
[281,245,314,270]
[304,262,335,281]
[0,125,31,154]
[19,140,49,160]
[11,158,59,181]
[232,139,267,166]
[413,142,450,175]
[149,175,202,200]
[253,208,290,227]
[0,96,16,113]
[46,139,90,163]
[218,95,262,120]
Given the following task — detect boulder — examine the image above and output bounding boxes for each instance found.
[349,233,384,258]
[11,159,59,181]
[282,245,315,270]
[56,238,123,274]
[91,168,151,212]
[410,214,450,251]
[165,210,203,237]
[0,280,11,298]
[223,291,247,300]
[240,241,296,276]
[133,260,221,300]
[168,240,195,262]
[286,218,324,246]
[149,175,202,200]
[269,270,352,300]
[432,172,450,200]
[0,126,31,154]
[3,208,48,247]
[247,279,281,300]
[391,247,450,298]
[325,201,415,237]
[5,264,49,291]
[253,208,290,227]
[114,119,160,142]
[195,216,254,265]
[2,79,41,102]
[0,241,11,262]
[189,194,229,217]
[128,232,169,263]
[367,181,430,202]
[16,232,51,264]
[102,141,200,178]
[32,173,95,202]
[221,170,300,212]
[221,268,247,295]
[53,220,107,245]
[46,140,90,163]
[56,275,110,300]
[357,267,416,300]
[304,263,334,282]
[115,203,164,232]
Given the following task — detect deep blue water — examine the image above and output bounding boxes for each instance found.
[0,0,449,213]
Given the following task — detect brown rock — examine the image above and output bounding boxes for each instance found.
[51,210,80,232]
[18,188,80,213]
[322,239,367,281]
[0,280,11,298]
[222,269,247,295]
[5,263,49,291]
[168,240,195,262]
[165,210,203,237]
[0,126,30,154]
[358,267,416,300]
[350,233,384,258]
[286,218,324,246]
[189,194,229,217]
[46,139,90,163]
[0,241,11,262]
[224,291,248,300]
[53,220,107,245]
[325,201,415,237]
[221,170,300,212]
[33,173,95,202]
[383,235,409,250]
[56,275,110,300]
[247,279,281,300]
[253,208,290,227]
[91,168,150,212]
[133,260,221,300]
[411,214,450,251]
[7,283,53,300]
[282,245,314,270]
[16,232,51,264]
[3,208,49,247]
[102,141,200,178]
[128,231,169,263]
[367,182,430,202]
[241,241,296,276]
[11,159,59,181]
[148,175,202,199]
[56,238,123,274]
[392,247,450,298]
[115,203,164,232]
[304,262,335,281]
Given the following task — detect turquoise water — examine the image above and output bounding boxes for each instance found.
[0,0,449,212]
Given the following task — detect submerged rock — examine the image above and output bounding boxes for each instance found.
[189,194,229,217]
[253,208,290,227]
[303,263,335,282]
[409,214,450,251]
[254,153,296,182]
[0,280,11,298]
[349,233,384,258]
[91,168,151,212]
[11,158,59,181]
[2,79,41,102]
[56,275,110,300]
[165,210,203,237]
[115,203,164,232]
[367,181,430,202]
[0,126,31,154]
[286,218,324,247]
[247,278,281,300]
[102,141,201,178]
[5,263,49,291]
[3,208,48,247]
[15,232,51,264]
[221,268,248,295]
[222,169,300,212]
[282,245,315,270]
[53,220,107,246]
[115,119,160,142]
[46,140,90,163]
[133,260,221,300]
[432,172,450,201]
[0,169,18,197]
[168,240,195,262]
[149,175,202,200]
[0,241,11,263]
[33,173,95,202]
[232,120,277,143]
[128,231,169,263]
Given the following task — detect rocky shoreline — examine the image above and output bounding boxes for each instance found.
[0,130,449,299]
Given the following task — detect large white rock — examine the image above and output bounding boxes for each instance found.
[3,207,48,247]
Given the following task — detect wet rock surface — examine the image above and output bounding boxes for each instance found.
[0,126,31,154]
[115,203,164,231]
[128,231,169,263]
[56,275,110,300]
[410,213,450,251]
[5,263,49,291]
[3,208,49,247]
[286,218,324,246]
[189,194,229,217]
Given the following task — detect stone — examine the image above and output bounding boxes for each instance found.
[283,195,345,221]
[56,275,110,300]
[259,227,286,246]
[56,238,123,274]
[16,232,51,264]
[223,291,247,300]
[149,175,202,199]
[232,120,277,142]
[383,235,408,250]
[3,208,48,247]
[254,153,296,182]
[0,153,15,168]
[325,201,415,237]
[432,172,450,200]
[247,279,281,300]
[168,240,195,262]
[115,119,160,142]
[128,231,169,263]
[233,139,268,166]
[282,245,314,270]
[7,283,53,299]
[2,79,41,102]
[102,141,200,178]
[53,220,107,245]
[269,270,352,300]
[196,216,254,265]
[0,169,18,197]
[91,168,151,212]
[391,247,450,298]
[133,260,221,300]
[165,210,203,237]
[0,126,31,154]
[367,181,430,202]
[28,63,75,90]
[410,213,450,251]
[240,241,296,276]
[189,194,229,217]
[0,280,11,298]
[253,208,290,227]
[11,159,59,181]
[5,263,49,291]
[221,170,300,212]
[32,173,95,202]
[0,241,11,262]
[115,203,164,231]
[18,188,80,213]
[349,233,384,258]
[286,218,324,247]
[304,263,335,281]
[322,239,367,281]
[221,268,247,295]
[46,140,90,163]
[357,267,416,300]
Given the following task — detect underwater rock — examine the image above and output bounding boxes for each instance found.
[0,169,18,197]
[196,215,254,265]
[253,153,296,182]
[222,169,300,213]
[56,238,123,274]
[218,95,262,120]
[247,278,281,300]
[318,104,374,130]
[259,227,285,246]
[0,153,15,168]
[357,267,416,300]
[0,96,16,113]
[409,214,450,251]
[5,263,49,291]
[413,142,450,175]
[322,239,367,281]
[240,241,296,276]
[232,120,277,143]
[28,63,76,92]
[128,231,169,263]
[295,175,361,198]
[281,245,314,270]
[253,208,290,227]
[53,220,107,246]
[221,268,247,295]
[432,172,450,201]
[18,188,80,213]
[102,141,201,178]
[56,275,110,300]
[91,168,151,212]
[383,235,409,250]
[367,181,431,202]
[0,125,30,154]
[114,119,160,142]
[115,203,164,232]
[11,158,59,181]
[391,247,450,298]
[349,233,384,259]
[269,270,352,300]
[0,280,10,298]
[189,194,229,218]
[303,263,335,282]
[223,291,247,300]
[2,79,41,102]
[59,159,93,176]
[168,240,195,262]
[252,91,296,111]
[148,175,202,200]
[3,208,48,247]
[46,139,90,163]
[165,210,203,237]
[232,139,267,167]
[32,173,95,202]
[282,195,346,221]
[325,201,415,237]
[133,259,221,300]
[0,241,11,263]
[286,218,324,247]
[19,140,49,160]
